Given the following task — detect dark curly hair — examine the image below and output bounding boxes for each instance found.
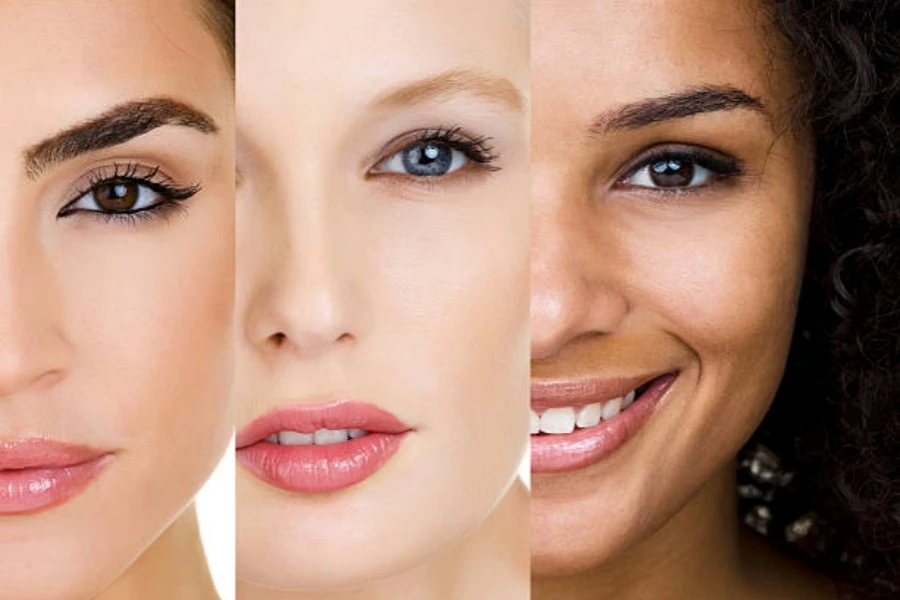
[738,1,900,598]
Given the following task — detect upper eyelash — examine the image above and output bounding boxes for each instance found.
[408,126,501,167]
[617,146,743,190]
[58,161,200,219]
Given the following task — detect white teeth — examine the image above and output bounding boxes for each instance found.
[601,397,623,420]
[277,431,314,445]
[532,386,641,435]
[529,410,540,434]
[314,428,349,445]
[540,407,576,434]
[271,429,361,445]
[622,389,636,409]
[575,403,602,428]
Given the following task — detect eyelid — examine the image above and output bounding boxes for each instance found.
[612,143,743,190]
[367,126,499,174]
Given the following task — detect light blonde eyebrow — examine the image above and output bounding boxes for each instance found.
[373,68,525,111]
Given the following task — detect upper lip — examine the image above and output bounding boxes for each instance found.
[236,399,412,449]
[0,438,110,470]
[530,374,665,412]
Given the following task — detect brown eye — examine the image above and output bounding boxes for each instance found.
[93,181,140,212]
[648,159,694,187]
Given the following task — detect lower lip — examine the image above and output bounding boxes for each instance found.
[530,373,677,474]
[0,456,111,515]
[237,432,408,494]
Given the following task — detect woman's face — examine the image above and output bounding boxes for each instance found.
[234,0,528,592]
[530,0,813,576]
[0,1,233,598]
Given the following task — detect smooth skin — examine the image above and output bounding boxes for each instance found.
[235,1,529,599]
[0,2,233,599]
[531,1,835,599]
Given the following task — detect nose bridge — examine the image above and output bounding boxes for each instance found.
[250,161,366,358]
[0,214,67,397]
[531,170,629,358]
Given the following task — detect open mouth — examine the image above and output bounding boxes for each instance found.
[530,372,678,473]
[236,400,412,494]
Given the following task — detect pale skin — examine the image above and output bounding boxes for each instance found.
[235,1,529,599]
[531,1,835,599]
[0,1,233,599]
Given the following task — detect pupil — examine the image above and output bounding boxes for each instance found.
[649,158,694,187]
[401,142,453,176]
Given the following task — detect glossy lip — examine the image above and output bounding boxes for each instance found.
[530,372,678,473]
[236,400,413,494]
[0,439,113,515]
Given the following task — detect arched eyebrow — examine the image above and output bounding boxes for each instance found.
[372,68,525,112]
[24,97,218,179]
[589,86,768,134]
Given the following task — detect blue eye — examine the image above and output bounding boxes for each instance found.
[378,141,470,177]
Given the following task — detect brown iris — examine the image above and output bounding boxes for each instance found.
[94,181,139,212]
[649,159,694,187]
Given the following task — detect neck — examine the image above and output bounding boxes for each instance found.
[97,504,219,600]
[240,480,530,600]
[535,464,747,600]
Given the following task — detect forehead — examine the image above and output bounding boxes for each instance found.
[0,0,228,149]
[533,0,790,121]
[238,0,528,111]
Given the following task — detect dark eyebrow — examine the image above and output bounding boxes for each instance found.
[24,97,218,179]
[590,86,768,134]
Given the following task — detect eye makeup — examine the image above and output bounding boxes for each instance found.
[613,143,744,195]
[368,125,502,185]
[57,161,201,225]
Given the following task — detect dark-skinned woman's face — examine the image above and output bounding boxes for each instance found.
[530,0,814,575]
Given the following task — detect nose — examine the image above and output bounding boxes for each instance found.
[530,176,629,360]
[241,178,366,362]
[0,228,70,398]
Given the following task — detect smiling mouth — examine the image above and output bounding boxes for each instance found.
[530,379,656,435]
[529,372,678,473]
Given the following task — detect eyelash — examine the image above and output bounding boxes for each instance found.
[57,162,200,224]
[370,125,501,181]
[615,145,743,194]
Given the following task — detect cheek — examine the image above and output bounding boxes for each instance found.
[632,193,808,434]
[59,194,234,469]
[370,179,529,476]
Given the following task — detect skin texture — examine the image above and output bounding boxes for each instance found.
[235,1,529,598]
[0,1,233,599]
[530,0,834,598]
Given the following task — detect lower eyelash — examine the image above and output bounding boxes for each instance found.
[78,200,189,226]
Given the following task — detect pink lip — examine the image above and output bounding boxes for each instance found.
[530,373,677,473]
[0,439,113,515]
[236,400,412,494]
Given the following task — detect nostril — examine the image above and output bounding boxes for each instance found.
[269,332,287,347]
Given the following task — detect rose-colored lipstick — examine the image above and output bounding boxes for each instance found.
[236,400,411,494]
[531,373,677,473]
[0,439,112,515]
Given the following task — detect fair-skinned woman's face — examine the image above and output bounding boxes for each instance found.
[235,0,528,593]
[0,1,233,598]
[530,0,813,577]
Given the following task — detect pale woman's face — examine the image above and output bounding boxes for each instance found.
[235,0,528,592]
[0,1,233,598]
[531,0,813,576]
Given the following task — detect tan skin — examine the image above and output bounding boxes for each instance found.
[531,1,835,599]
[0,1,232,598]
